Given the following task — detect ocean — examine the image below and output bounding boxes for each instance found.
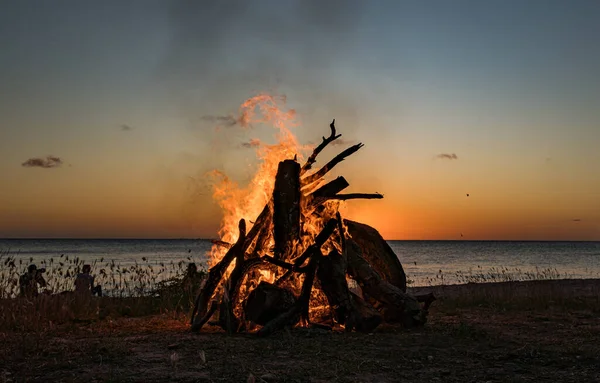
[2,239,599,290]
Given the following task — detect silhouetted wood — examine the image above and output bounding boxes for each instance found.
[228,258,266,304]
[293,218,338,270]
[243,281,296,326]
[193,301,218,330]
[273,159,301,260]
[345,238,427,328]
[344,219,407,291]
[301,143,364,186]
[262,255,295,271]
[317,249,382,332]
[306,176,350,209]
[257,219,337,337]
[218,282,238,334]
[300,119,341,175]
[326,193,383,201]
[242,202,273,255]
[211,239,232,249]
[191,219,246,332]
[190,119,436,335]
[256,250,319,337]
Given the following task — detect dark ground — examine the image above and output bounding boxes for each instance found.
[1,279,599,383]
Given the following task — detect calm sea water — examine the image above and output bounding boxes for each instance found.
[1,239,599,287]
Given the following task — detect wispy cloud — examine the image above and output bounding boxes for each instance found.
[201,115,238,127]
[436,153,458,160]
[240,138,261,149]
[120,124,133,131]
[21,155,63,169]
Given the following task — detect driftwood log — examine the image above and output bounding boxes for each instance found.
[244,282,296,325]
[317,249,381,332]
[346,238,427,327]
[344,219,408,292]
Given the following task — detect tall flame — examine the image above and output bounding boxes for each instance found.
[208,94,310,266]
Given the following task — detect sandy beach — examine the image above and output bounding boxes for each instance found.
[1,278,598,383]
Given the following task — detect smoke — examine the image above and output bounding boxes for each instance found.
[436,153,458,160]
[120,124,133,131]
[21,155,63,168]
[161,0,367,128]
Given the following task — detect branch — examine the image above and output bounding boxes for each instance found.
[262,255,294,271]
[257,248,322,337]
[300,119,341,175]
[336,211,346,257]
[326,193,383,201]
[308,177,349,199]
[293,218,338,269]
[301,143,364,186]
[191,219,246,331]
[193,301,219,330]
[211,239,232,249]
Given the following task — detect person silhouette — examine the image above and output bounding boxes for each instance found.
[19,264,47,298]
[75,264,102,296]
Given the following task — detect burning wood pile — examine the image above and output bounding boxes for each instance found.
[190,118,435,336]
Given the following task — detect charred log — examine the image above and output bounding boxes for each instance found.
[191,219,246,332]
[193,301,218,330]
[346,239,427,327]
[257,219,337,337]
[243,281,296,326]
[256,251,318,337]
[344,219,407,292]
[273,159,301,260]
[317,250,382,332]
[306,176,350,209]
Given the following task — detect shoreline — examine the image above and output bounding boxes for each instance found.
[409,277,600,297]
[1,277,599,382]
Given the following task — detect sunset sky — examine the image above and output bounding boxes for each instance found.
[1,0,599,240]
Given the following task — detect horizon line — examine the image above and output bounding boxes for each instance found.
[1,237,599,243]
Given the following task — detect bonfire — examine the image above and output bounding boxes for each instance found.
[191,95,435,336]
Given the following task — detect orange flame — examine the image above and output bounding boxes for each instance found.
[206,93,351,325]
[208,94,310,266]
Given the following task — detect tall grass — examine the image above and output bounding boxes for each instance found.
[0,249,206,332]
[0,249,205,298]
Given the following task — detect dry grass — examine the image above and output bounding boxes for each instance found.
[0,249,205,333]
[411,265,581,287]
[1,279,599,382]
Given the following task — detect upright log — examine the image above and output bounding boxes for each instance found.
[273,159,301,260]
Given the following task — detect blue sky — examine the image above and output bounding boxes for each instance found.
[1,0,599,239]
